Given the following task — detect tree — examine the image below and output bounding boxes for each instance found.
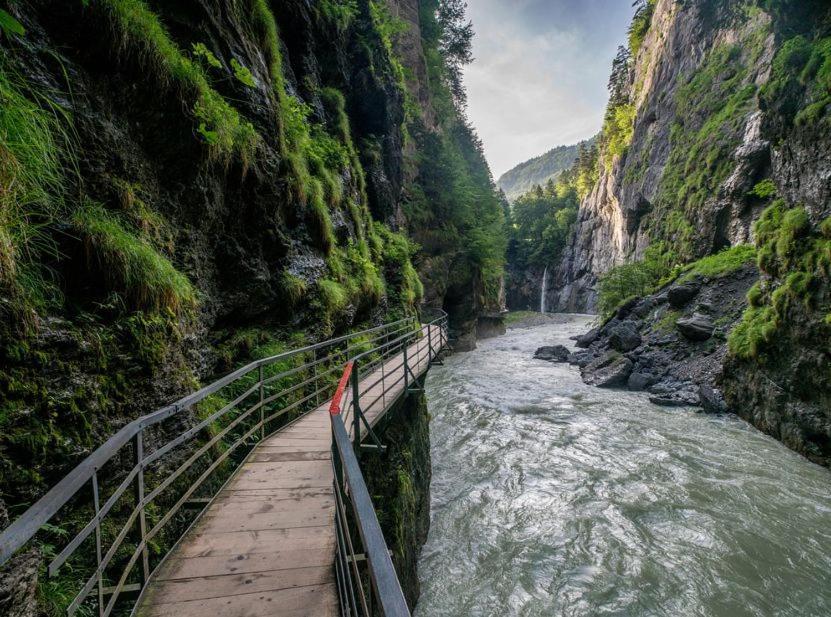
[437,0,474,107]
[608,45,632,107]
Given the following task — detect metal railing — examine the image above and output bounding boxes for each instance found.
[0,315,426,617]
[330,309,448,616]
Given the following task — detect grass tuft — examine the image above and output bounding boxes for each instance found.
[95,0,259,165]
[73,201,196,315]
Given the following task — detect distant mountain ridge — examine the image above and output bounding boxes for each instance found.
[498,135,598,201]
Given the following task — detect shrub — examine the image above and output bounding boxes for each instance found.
[749,178,777,200]
[73,202,196,315]
[597,243,678,317]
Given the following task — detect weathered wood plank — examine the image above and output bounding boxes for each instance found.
[144,566,333,604]
[137,326,441,616]
[140,583,338,617]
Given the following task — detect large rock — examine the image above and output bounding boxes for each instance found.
[582,352,633,388]
[699,385,728,413]
[676,313,715,341]
[534,345,571,363]
[575,327,600,348]
[668,282,701,308]
[608,322,642,352]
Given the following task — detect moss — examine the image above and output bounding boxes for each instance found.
[94,0,259,164]
[678,244,756,281]
[73,201,197,315]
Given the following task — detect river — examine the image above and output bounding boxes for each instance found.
[416,315,831,617]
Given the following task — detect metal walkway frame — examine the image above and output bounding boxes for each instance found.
[0,310,449,617]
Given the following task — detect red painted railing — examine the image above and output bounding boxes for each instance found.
[329,361,354,415]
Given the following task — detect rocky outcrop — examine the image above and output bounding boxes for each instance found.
[569,265,758,408]
[549,0,777,312]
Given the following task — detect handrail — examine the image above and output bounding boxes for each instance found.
[330,310,449,616]
[0,315,420,617]
[0,315,416,566]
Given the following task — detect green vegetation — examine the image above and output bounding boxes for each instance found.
[230,58,256,88]
[629,0,657,58]
[597,243,679,318]
[73,202,196,315]
[0,60,72,327]
[93,0,259,164]
[729,200,831,359]
[761,33,831,131]
[317,0,359,32]
[678,244,757,281]
[508,178,578,272]
[0,8,25,37]
[749,178,778,200]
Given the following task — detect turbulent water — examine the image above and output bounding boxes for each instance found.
[416,315,831,617]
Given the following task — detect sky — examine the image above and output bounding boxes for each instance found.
[462,0,635,179]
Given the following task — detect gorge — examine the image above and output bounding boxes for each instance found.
[1,0,830,615]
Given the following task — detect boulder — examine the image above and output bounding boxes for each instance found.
[676,313,715,341]
[534,345,571,363]
[699,385,728,413]
[667,282,701,308]
[628,372,658,391]
[575,327,600,348]
[608,322,642,352]
[582,352,633,388]
[616,296,642,319]
[648,380,700,407]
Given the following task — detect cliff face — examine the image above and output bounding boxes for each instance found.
[0,0,503,595]
[549,0,831,465]
[551,0,781,311]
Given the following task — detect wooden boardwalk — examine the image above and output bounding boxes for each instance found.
[136,325,441,617]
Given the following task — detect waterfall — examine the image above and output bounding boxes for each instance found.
[540,266,549,313]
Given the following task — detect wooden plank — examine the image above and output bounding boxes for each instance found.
[155,547,336,579]
[176,526,335,558]
[250,450,331,463]
[140,584,338,617]
[144,566,334,605]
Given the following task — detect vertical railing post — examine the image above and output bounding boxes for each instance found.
[134,430,150,586]
[259,364,265,441]
[403,344,409,390]
[428,321,434,362]
[351,364,361,455]
[92,472,104,617]
[312,347,320,407]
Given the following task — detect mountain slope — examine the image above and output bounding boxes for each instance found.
[497,136,596,201]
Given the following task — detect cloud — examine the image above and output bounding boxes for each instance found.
[462,0,634,178]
